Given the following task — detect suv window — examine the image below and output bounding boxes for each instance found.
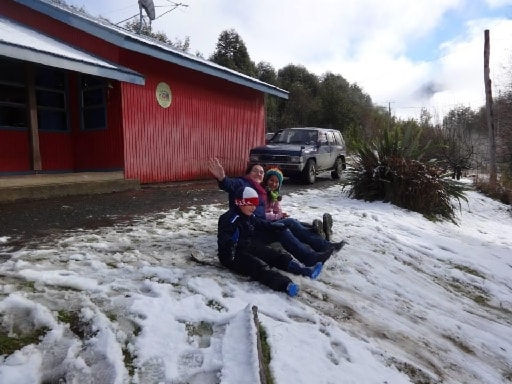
[271,128,319,145]
[333,131,344,146]
[325,131,335,145]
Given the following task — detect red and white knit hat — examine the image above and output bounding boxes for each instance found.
[235,186,259,206]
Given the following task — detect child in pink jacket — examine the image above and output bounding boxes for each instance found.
[264,168,335,241]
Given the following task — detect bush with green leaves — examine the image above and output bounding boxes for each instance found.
[343,125,467,222]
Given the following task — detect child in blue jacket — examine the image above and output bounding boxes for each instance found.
[217,186,323,297]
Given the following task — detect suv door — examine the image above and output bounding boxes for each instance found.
[331,131,346,159]
[315,130,332,170]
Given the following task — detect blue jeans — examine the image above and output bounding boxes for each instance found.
[277,218,331,252]
[253,227,319,266]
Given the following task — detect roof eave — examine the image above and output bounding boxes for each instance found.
[1,43,145,85]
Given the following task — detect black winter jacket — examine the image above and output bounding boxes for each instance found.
[217,208,286,266]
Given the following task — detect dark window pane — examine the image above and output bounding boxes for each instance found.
[36,90,65,108]
[83,108,106,130]
[36,67,65,89]
[0,105,27,128]
[81,75,105,88]
[80,74,107,130]
[38,109,67,131]
[83,88,104,107]
[0,84,27,104]
[0,59,25,84]
[35,65,68,131]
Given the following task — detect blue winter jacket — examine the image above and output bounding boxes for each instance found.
[217,208,285,266]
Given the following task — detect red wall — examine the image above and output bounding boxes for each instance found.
[121,52,265,183]
[0,68,124,174]
[0,130,30,172]
[72,74,125,171]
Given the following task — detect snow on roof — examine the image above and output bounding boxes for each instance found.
[0,16,144,84]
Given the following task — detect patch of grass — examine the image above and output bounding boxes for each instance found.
[123,343,136,377]
[106,262,119,268]
[446,279,490,306]
[185,321,212,339]
[390,358,442,384]
[206,299,225,312]
[0,326,49,356]
[475,179,512,205]
[452,264,486,279]
[442,334,474,354]
[258,324,274,384]
[472,295,488,305]
[57,310,96,339]
[122,323,141,377]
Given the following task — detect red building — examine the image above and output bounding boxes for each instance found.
[0,0,288,183]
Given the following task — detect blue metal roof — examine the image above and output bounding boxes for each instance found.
[11,0,289,99]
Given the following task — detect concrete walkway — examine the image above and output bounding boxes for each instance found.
[0,172,140,202]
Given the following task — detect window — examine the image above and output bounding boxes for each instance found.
[334,131,345,146]
[80,75,107,130]
[0,58,27,129]
[35,66,68,131]
[325,131,335,145]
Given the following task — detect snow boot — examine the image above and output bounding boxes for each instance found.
[316,247,335,264]
[312,219,325,238]
[323,213,333,241]
[310,262,323,280]
[331,240,347,252]
[286,282,300,297]
[288,260,323,279]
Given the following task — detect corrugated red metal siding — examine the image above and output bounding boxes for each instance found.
[0,130,30,172]
[73,77,125,171]
[38,131,74,171]
[121,54,265,183]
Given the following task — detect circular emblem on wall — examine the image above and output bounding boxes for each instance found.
[156,82,172,108]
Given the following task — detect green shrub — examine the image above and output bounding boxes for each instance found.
[343,126,467,222]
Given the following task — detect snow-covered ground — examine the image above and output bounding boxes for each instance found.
[0,180,511,384]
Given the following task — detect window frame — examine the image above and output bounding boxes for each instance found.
[35,65,69,132]
[0,58,28,130]
[80,74,108,131]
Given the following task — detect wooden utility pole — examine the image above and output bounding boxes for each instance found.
[484,29,498,186]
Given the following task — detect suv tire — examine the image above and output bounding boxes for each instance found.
[331,157,344,180]
[302,159,316,184]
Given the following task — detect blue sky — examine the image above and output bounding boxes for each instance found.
[62,0,512,121]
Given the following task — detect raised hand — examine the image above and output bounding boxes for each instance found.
[208,157,225,181]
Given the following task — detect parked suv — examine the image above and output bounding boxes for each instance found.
[249,127,347,184]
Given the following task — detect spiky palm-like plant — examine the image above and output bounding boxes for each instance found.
[343,126,468,222]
